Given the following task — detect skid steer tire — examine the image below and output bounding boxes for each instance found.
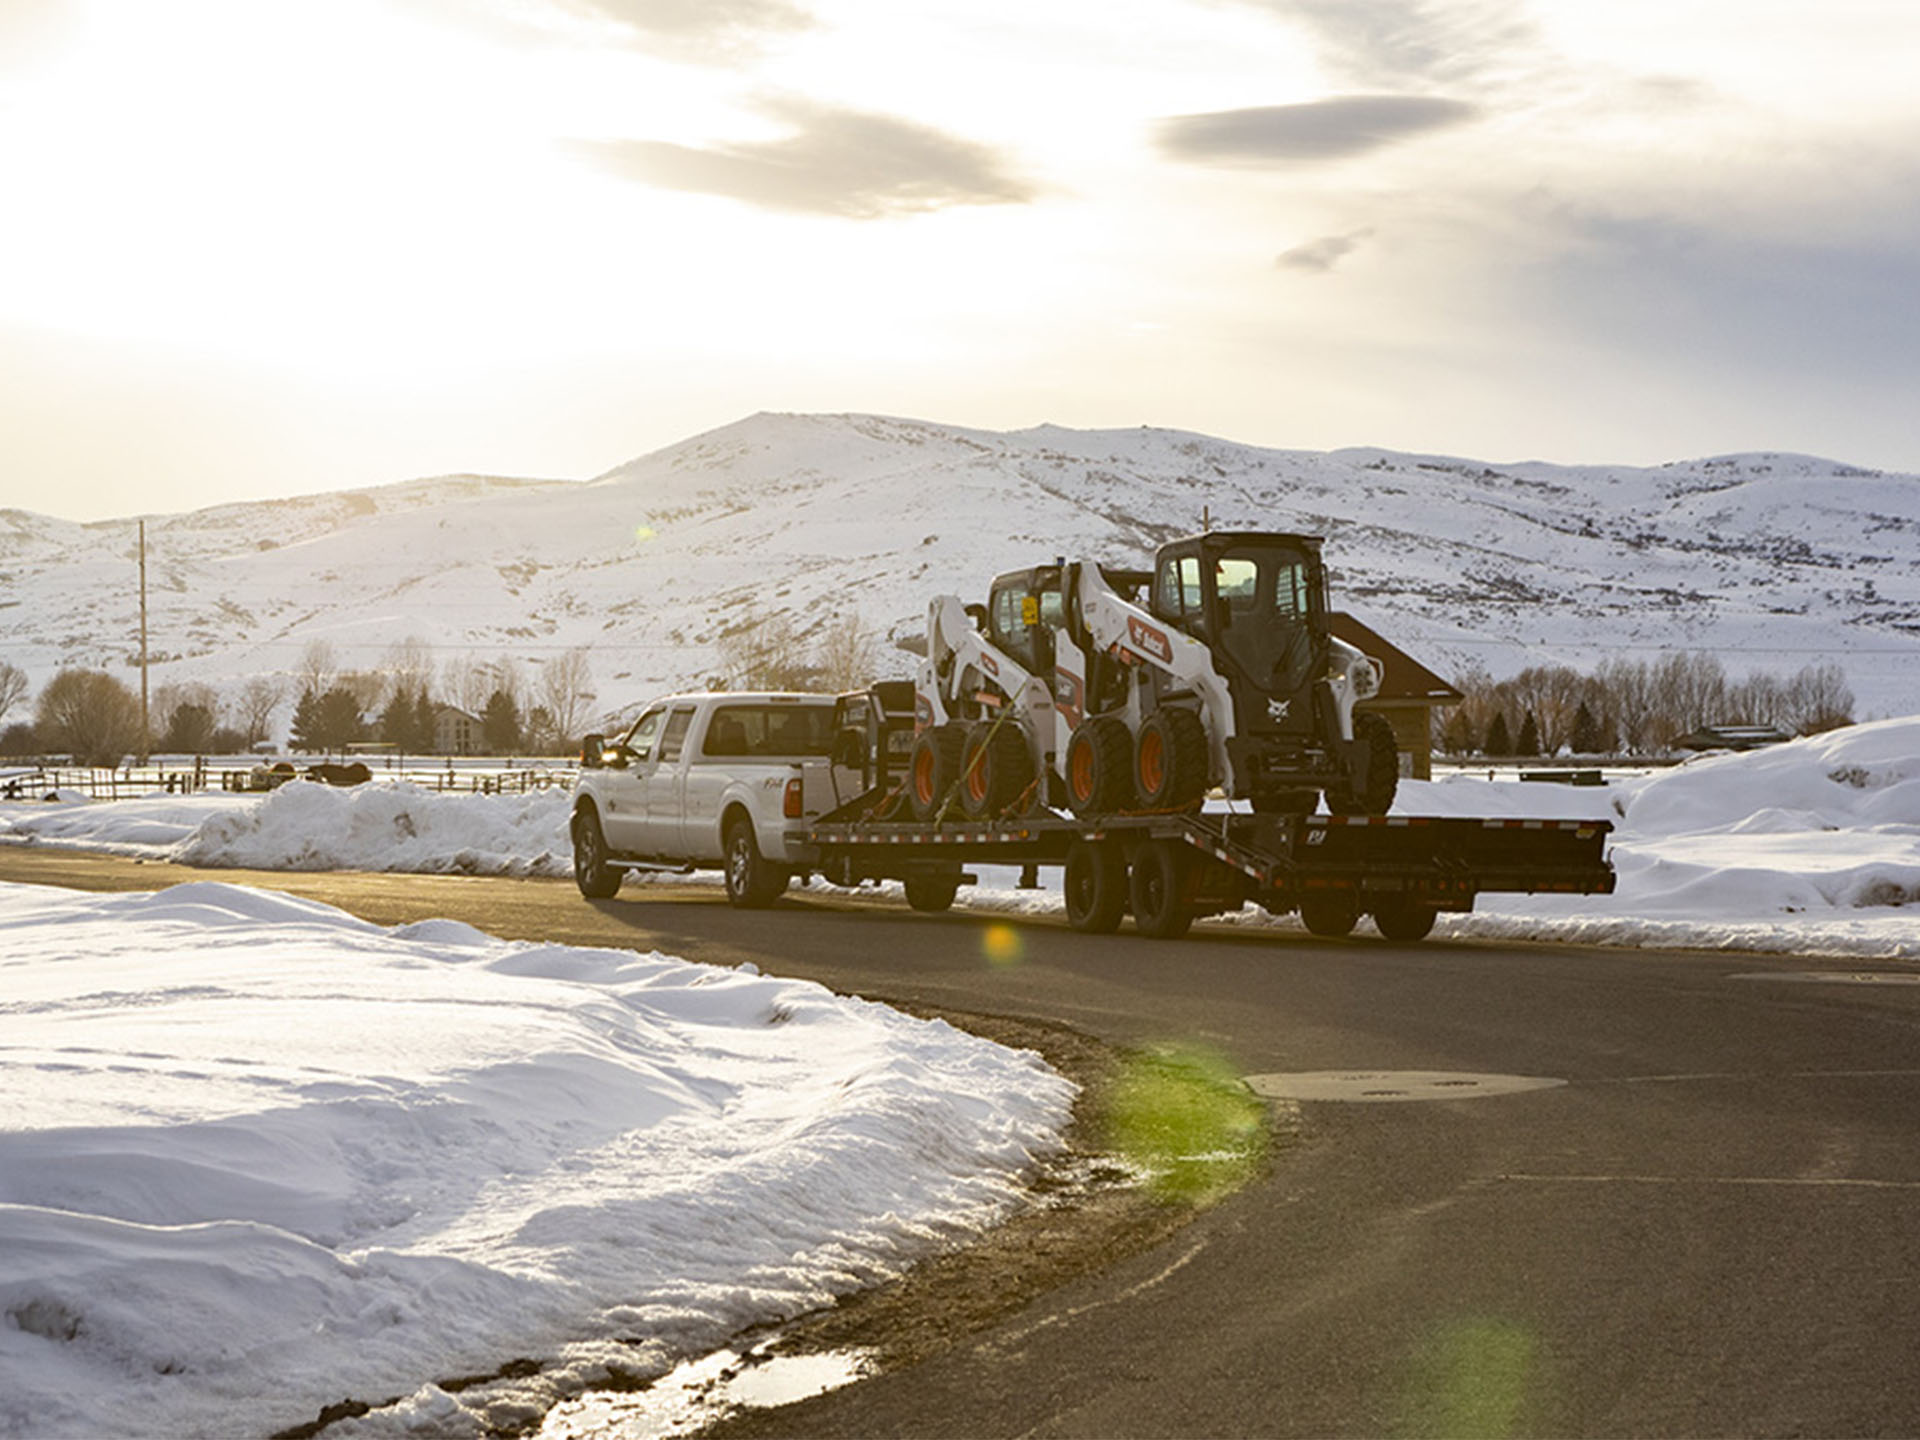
[1066,716,1136,817]
[1134,707,1209,811]
[1327,712,1399,816]
[908,723,967,821]
[1063,839,1127,934]
[959,721,1033,820]
[1128,839,1195,940]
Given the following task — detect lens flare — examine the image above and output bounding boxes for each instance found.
[981,922,1024,968]
[634,523,657,543]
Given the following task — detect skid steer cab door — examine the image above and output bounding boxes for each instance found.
[1152,533,1328,745]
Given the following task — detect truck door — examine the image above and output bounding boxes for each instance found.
[601,707,664,851]
[640,705,697,855]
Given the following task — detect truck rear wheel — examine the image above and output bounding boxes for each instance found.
[904,869,962,912]
[1066,716,1135,817]
[959,721,1032,819]
[1128,839,1194,940]
[908,724,966,821]
[1327,712,1399,816]
[1371,897,1438,942]
[1134,708,1209,810]
[1064,839,1126,934]
[1298,890,1360,937]
[571,808,622,900]
[724,817,790,908]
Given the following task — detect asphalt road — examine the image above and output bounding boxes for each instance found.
[7,849,1920,1437]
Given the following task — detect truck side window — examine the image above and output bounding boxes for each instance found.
[658,707,695,763]
[623,709,665,761]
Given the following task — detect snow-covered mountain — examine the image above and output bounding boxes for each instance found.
[4,412,1917,728]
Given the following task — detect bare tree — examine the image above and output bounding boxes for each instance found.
[295,639,337,700]
[338,669,387,715]
[1784,663,1854,734]
[382,636,436,705]
[812,612,881,692]
[36,669,142,766]
[536,647,596,743]
[0,661,27,727]
[442,656,492,715]
[235,675,285,747]
[716,606,812,690]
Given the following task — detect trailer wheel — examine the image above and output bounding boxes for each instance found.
[1066,716,1136,816]
[1129,839,1195,940]
[1134,708,1209,810]
[1371,897,1438,942]
[1064,839,1127,934]
[724,817,790,908]
[1327,712,1399,816]
[960,721,1033,819]
[904,870,961,913]
[1298,891,1360,937]
[908,723,966,821]
[571,808,622,899]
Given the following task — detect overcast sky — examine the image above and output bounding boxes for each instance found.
[3,0,1917,520]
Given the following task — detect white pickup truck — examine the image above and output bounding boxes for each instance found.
[570,692,839,906]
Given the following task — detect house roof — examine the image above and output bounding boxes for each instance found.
[1330,612,1464,706]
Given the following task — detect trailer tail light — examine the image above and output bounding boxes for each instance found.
[785,777,804,819]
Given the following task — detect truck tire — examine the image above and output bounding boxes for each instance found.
[724,816,790,908]
[1327,712,1399,816]
[1134,707,1209,810]
[908,723,966,821]
[1128,839,1194,940]
[1372,897,1438,942]
[904,870,962,912]
[960,721,1032,819]
[1065,716,1136,817]
[1298,890,1360,937]
[1064,839,1126,934]
[571,808,623,900]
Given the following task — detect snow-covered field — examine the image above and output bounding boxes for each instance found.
[0,882,1073,1439]
[6,716,1918,958]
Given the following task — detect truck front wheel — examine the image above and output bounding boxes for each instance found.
[724,817,790,908]
[572,808,622,900]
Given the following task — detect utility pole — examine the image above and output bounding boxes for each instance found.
[138,519,150,763]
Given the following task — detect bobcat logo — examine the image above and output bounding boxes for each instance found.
[1267,698,1292,722]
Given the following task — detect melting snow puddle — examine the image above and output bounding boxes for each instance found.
[540,1342,875,1439]
[1244,1071,1567,1103]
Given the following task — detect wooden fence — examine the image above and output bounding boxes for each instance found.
[2,758,577,802]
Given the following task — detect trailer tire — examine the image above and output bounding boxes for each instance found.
[1328,712,1399,816]
[904,870,961,913]
[724,816,789,908]
[1135,707,1209,810]
[960,720,1033,819]
[908,723,967,821]
[1064,839,1127,934]
[1299,891,1360,937]
[1129,839,1194,939]
[571,807,622,899]
[1066,716,1136,817]
[1371,897,1438,942]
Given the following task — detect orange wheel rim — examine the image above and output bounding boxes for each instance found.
[1139,730,1163,793]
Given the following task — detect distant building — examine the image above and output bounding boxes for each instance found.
[1330,612,1463,781]
[434,705,481,756]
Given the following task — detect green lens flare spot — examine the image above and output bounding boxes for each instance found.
[1102,1044,1267,1205]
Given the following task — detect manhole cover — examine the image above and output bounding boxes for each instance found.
[1731,971,1920,986]
[1243,1070,1567,1103]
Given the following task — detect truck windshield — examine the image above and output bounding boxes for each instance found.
[702,705,835,758]
[1211,543,1319,695]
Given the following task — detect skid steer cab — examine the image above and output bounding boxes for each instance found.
[912,530,1398,823]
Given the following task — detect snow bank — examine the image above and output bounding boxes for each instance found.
[0,882,1074,1439]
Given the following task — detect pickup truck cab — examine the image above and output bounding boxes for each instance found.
[570,692,837,906]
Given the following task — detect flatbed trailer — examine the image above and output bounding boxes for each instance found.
[805,807,1615,942]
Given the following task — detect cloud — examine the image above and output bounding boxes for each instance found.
[561,0,816,61]
[1157,95,1477,165]
[1223,0,1542,89]
[573,99,1037,218]
[1278,229,1374,272]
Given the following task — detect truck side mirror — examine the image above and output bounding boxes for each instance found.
[579,734,605,768]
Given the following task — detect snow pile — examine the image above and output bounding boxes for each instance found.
[0,882,1074,1439]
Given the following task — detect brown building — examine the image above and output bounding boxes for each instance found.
[1331,612,1463,780]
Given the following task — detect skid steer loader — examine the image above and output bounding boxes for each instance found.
[909,530,1398,821]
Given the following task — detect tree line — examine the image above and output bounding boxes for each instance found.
[1436,652,1856,758]
[0,640,598,766]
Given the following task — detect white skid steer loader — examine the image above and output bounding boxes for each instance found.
[909,531,1398,821]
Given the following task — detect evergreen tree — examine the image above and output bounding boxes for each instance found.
[290,688,322,753]
[412,689,438,754]
[1516,709,1541,756]
[481,688,522,753]
[378,691,413,749]
[1483,711,1513,757]
[1570,701,1608,756]
[309,687,365,754]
